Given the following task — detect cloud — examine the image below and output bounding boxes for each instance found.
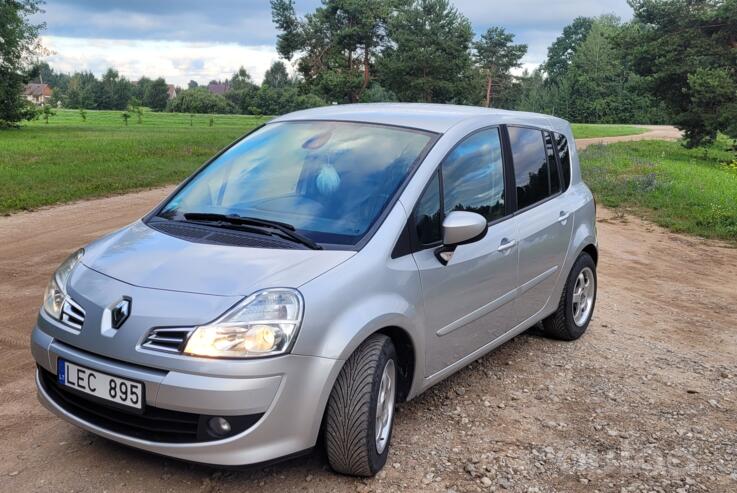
[37,0,308,45]
[41,36,282,85]
[454,0,633,67]
[455,0,632,28]
[36,0,634,84]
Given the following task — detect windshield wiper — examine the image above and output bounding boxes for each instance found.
[182,212,322,250]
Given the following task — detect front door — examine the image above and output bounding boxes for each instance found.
[411,128,519,377]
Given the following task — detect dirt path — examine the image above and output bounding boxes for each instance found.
[2,127,735,492]
[576,125,683,149]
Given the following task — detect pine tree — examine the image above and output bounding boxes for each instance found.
[379,0,473,103]
[474,27,527,108]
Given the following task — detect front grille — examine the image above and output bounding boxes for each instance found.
[61,298,85,330]
[39,367,263,443]
[141,327,193,353]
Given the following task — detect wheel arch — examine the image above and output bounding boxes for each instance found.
[543,232,597,320]
[298,293,424,403]
[323,322,419,404]
[374,326,416,402]
[582,243,598,265]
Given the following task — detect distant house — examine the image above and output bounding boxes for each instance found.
[167,84,177,100]
[24,83,52,106]
[207,82,230,95]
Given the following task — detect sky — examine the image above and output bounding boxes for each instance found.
[34,0,633,86]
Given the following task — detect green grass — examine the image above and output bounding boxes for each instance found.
[580,137,737,241]
[571,124,648,139]
[0,110,266,214]
[0,108,661,215]
[25,108,268,128]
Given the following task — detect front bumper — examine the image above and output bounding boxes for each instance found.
[32,325,343,466]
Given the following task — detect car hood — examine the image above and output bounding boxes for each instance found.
[81,221,355,296]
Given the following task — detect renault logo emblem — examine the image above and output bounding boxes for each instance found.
[111,297,131,329]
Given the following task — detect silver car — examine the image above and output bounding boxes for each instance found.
[32,103,597,476]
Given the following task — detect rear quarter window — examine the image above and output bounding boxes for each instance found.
[545,132,561,195]
[554,132,572,191]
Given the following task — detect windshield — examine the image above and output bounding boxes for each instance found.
[158,121,434,246]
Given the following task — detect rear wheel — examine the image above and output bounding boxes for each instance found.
[542,252,597,341]
[325,334,397,477]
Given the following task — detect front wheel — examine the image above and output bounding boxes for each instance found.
[542,252,597,341]
[324,334,397,477]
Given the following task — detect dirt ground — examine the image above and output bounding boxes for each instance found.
[576,125,682,149]
[0,127,734,492]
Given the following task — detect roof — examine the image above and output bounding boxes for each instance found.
[24,83,52,97]
[207,82,229,95]
[271,103,569,134]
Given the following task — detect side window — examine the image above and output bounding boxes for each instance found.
[509,126,550,210]
[545,131,561,194]
[414,171,442,245]
[554,132,571,191]
[442,128,505,222]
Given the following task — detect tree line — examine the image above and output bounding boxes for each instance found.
[1,0,735,150]
[270,0,736,148]
[33,61,326,116]
[167,64,326,115]
[37,64,171,111]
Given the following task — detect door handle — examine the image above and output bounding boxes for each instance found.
[497,239,517,252]
[558,211,571,224]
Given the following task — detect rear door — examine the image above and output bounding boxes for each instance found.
[411,128,519,376]
[507,126,574,322]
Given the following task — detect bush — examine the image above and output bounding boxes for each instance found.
[359,83,398,103]
[167,88,235,114]
[225,86,259,114]
[250,86,326,116]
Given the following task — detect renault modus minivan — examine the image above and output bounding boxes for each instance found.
[32,103,597,476]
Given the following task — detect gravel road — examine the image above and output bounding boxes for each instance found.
[1,126,734,492]
[576,125,682,149]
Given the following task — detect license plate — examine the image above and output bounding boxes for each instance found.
[57,359,144,410]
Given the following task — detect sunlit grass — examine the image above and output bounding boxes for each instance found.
[571,124,648,139]
[0,110,266,213]
[23,108,269,128]
[580,137,737,241]
[0,109,671,215]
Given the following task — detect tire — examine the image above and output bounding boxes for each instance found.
[542,252,597,341]
[325,334,397,477]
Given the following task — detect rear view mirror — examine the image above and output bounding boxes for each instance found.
[442,211,488,246]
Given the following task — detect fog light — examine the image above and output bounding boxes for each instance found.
[208,417,232,436]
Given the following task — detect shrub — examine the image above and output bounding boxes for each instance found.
[167,88,235,114]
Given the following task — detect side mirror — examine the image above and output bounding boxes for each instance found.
[442,211,488,246]
[435,211,488,265]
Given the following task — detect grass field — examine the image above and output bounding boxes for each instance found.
[24,108,269,128]
[0,109,649,215]
[570,124,648,139]
[580,137,737,241]
[0,110,265,214]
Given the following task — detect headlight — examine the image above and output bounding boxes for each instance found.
[184,288,304,358]
[43,249,84,319]
[43,277,66,318]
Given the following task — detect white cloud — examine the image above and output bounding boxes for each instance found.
[37,0,635,83]
[41,36,282,85]
[454,0,632,26]
[456,0,633,70]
